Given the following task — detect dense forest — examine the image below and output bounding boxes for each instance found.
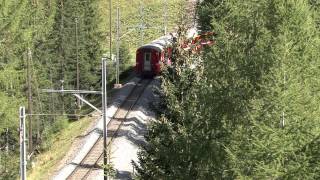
[0,0,182,179]
[1,0,320,179]
[136,0,320,179]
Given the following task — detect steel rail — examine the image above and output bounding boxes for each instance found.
[82,79,152,180]
[66,79,151,180]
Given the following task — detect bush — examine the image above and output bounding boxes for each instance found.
[41,117,69,150]
[0,152,19,180]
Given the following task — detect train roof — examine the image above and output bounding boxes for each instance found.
[137,35,173,52]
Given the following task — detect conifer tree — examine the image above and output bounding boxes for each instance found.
[136,0,320,179]
[0,0,58,177]
[226,0,320,178]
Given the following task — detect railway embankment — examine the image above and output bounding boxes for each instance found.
[109,79,159,179]
[53,77,140,179]
[48,77,159,180]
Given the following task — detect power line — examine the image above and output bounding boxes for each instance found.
[27,113,101,117]
[41,89,102,94]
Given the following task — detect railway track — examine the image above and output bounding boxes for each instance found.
[66,79,151,180]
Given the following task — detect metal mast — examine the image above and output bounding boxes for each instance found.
[106,1,112,178]
[19,107,27,180]
[116,7,120,85]
[75,18,80,109]
[164,0,168,35]
[139,3,144,46]
[102,59,108,179]
[109,0,112,68]
[27,48,33,153]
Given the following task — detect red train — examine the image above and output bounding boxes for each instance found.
[135,35,173,76]
[135,31,215,76]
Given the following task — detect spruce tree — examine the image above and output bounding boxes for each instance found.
[136,0,320,179]
[0,0,58,178]
[226,0,320,178]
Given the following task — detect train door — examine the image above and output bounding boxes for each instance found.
[144,52,152,71]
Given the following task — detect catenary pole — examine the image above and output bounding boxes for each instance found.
[27,48,33,153]
[116,7,120,85]
[106,0,111,178]
[139,3,144,46]
[102,58,108,180]
[60,0,65,115]
[109,0,112,74]
[164,0,168,35]
[19,107,27,180]
[76,18,80,109]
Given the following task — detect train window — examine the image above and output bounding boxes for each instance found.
[145,53,151,61]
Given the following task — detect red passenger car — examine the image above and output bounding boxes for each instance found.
[136,36,173,76]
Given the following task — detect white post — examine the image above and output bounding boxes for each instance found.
[116,7,120,85]
[102,58,108,180]
[19,106,27,180]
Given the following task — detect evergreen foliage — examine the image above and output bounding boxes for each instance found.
[0,0,101,178]
[0,0,58,178]
[0,0,183,178]
[136,0,320,179]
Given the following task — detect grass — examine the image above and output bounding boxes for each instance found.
[27,116,93,180]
